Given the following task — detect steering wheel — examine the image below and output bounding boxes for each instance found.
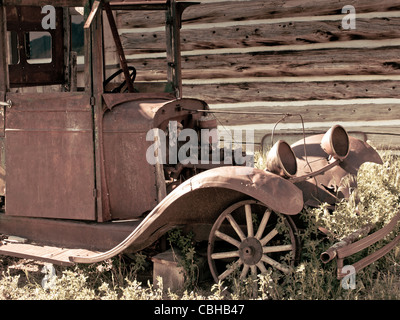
[103,66,137,93]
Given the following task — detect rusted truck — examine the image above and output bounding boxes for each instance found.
[0,0,394,284]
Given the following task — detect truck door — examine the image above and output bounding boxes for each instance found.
[4,6,96,220]
[5,93,96,220]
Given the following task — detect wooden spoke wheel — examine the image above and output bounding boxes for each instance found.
[208,199,300,283]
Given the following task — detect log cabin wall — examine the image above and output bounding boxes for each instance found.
[108,0,400,151]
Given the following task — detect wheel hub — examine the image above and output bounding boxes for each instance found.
[239,237,262,265]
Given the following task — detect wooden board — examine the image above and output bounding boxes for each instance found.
[123,46,400,81]
[208,103,399,125]
[0,242,100,266]
[227,126,400,151]
[182,80,400,103]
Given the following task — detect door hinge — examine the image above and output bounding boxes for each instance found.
[93,188,98,198]
[90,96,96,106]
[0,100,12,108]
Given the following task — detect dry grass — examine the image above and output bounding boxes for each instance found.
[1,151,400,300]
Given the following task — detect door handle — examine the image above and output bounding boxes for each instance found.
[0,100,12,108]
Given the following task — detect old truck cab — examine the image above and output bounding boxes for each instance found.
[0,0,218,259]
[0,1,386,284]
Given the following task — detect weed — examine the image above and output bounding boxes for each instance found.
[1,152,400,300]
[167,228,200,291]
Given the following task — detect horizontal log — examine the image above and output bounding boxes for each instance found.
[182,80,400,103]
[208,103,399,126]
[119,17,400,54]
[3,0,85,6]
[123,46,400,81]
[203,97,400,149]
[222,119,400,133]
[260,130,400,150]
[181,47,400,79]
[181,16,400,50]
[221,126,400,150]
[367,133,400,150]
[117,0,400,28]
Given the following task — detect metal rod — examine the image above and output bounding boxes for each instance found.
[103,2,134,93]
[320,222,375,263]
[337,210,400,259]
[338,233,400,279]
[289,159,341,183]
[84,0,101,29]
[320,210,400,279]
[186,108,292,116]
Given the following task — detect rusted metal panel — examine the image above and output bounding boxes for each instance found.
[291,134,383,207]
[5,92,96,220]
[102,98,167,135]
[103,102,160,220]
[102,92,175,110]
[99,94,174,223]
[101,97,210,220]
[103,130,158,220]
[0,214,140,251]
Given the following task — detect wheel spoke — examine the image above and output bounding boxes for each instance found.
[218,267,235,281]
[250,265,257,276]
[226,213,246,241]
[255,209,271,240]
[261,254,291,274]
[211,251,240,259]
[218,259,242,281]
[215,230,241,248]
[256,261,267,273]
[260,228,279,246]
[263,244,293,253]
[240,264,250,279]
[245,204,254,237]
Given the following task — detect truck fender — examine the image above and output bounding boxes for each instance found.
[69,166,303,263]
[291,134,383,206]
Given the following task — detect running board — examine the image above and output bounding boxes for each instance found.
[0,242,101,266]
